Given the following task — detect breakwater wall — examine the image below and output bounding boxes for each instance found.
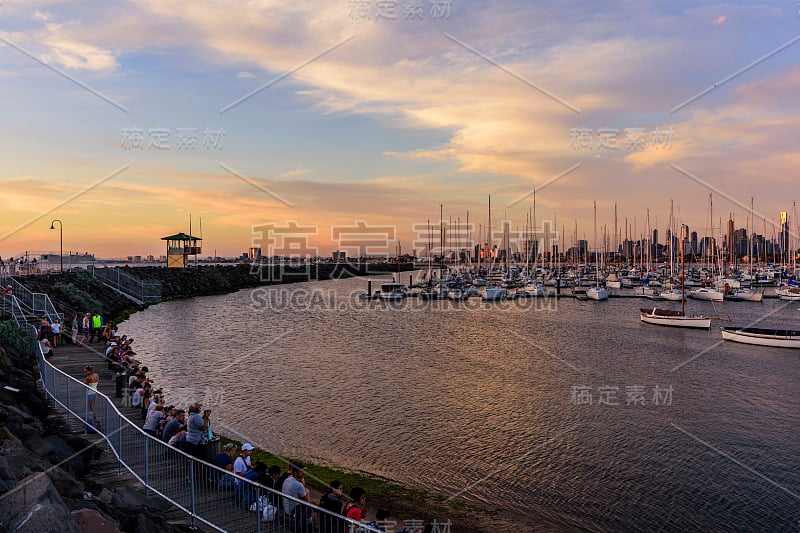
[12,262,415,323]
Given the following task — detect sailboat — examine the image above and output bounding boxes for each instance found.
[689,194,723,302]
[640,226,711,328]
[482,195,505,301]
[586,202,611,301]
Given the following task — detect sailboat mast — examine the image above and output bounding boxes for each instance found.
[440,204,444,279]
[467,209,472,269]
[594,201,599,285]
[669,200,674,281]
[682,224,687,315]
[488,195,492,267]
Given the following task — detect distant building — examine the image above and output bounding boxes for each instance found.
[248,247,262,260]
[332,250,347,262]
[780,211,790,262]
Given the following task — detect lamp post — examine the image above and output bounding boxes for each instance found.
[50,220,63,273]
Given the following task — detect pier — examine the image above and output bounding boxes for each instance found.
[42,342,377,533]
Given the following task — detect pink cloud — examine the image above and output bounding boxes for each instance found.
[713,15,727,25]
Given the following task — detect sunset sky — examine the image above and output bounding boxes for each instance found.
[1,0,799,258]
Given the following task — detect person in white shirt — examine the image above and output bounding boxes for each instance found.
[50,320,61,347]
[234,443,254,476]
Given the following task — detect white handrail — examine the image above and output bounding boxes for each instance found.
[33,338,380,533]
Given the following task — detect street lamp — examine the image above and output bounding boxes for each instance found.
[50,219,63,273]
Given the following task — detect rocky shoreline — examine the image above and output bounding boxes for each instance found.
[0,321,197,533]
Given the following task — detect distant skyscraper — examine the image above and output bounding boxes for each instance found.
[691,232,698,255]
[780,211,789,262]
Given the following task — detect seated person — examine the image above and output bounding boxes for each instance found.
[213,443,238,489]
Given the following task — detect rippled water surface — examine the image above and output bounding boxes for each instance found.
[122,276,800,532]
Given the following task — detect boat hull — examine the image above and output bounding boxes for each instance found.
[725,291,763,302]
[660,291,683,301]
[688,289,723,302]
[721,328,800,348]
[586,287,611,300]
[640,313,711,329]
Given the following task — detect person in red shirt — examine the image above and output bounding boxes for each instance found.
[343,487,369,529]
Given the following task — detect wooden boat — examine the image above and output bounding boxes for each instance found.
[721,327,800,348]
[639,307,711,329]
[639,227,711,329]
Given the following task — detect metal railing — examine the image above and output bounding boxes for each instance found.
[9,295,30,329]
[33,341,380,533]
[7,277,63,324]
[91,266,162,303]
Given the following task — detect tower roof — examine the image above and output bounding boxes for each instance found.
[161,233,202,241]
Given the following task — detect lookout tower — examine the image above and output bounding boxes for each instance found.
[161,232,202,268]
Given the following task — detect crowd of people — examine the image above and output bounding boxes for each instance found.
[82,325,406,533]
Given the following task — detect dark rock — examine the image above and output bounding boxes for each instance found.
[0,438,52,481]
[62,433,104,464]
[118,510,185,533]
[0,424,21,443]
[47,464,85,499]
[112,485,171,513]
[98,487,114,504]
[44,434,85,476]
[0,403,44,438]
[0,454,15,480]
[71,508,122,533]
[0,471,81,533]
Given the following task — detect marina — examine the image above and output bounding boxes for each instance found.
[121,274,800,532]
[3,2,800,531]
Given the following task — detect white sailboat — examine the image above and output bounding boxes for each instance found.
[724,289,763,302]
[660,288,683,301]
[640,226,711,329]
[777,287,800,301]
[586,202,611,301]
[689,194,723,302]
[688,287,724,301]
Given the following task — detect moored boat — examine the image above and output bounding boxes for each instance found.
[721,327,800,348]
[639,307,711,329]
[483,285,505,301]
[777,287,800,301]
[586,286,611,301]
[688,287,723,302]
[724,289,763,302]
[660,288,683,301]
[379,283,407,300]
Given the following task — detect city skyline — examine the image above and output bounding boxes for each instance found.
[2,1,800,257]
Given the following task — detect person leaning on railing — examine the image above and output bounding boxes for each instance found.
[185,403,210,461]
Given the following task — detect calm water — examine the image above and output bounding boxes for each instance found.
[122,276,800,532]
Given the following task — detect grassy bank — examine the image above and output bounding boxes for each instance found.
[214,434,499,530]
